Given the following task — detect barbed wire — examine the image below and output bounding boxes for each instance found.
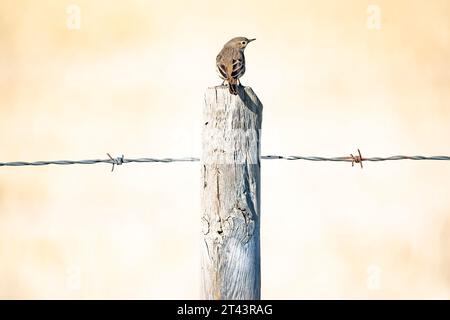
[263,149,450,169]
[1,150,450,171]
[0,154,200,172]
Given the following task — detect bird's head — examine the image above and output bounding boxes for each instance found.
[226,37,256,50]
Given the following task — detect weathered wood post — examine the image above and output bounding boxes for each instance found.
[201,86,263,300]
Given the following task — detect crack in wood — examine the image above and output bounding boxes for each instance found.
[215,167,223,235]
[202,216,210,235]
[236,204,253,243]
[203,165,207,188]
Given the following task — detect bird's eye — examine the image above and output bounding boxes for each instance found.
[241,41,246,45]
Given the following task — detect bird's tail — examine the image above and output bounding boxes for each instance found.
[228,78,238,95]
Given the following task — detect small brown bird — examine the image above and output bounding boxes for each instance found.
[216,37,256,95]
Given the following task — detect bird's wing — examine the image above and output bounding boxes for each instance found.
[230,51,245,79]
[216,49,245,80]
[230,58,245,79]
[216,56,228,79]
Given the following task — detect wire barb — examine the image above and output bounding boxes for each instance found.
[107,153,124,172]
[349,149,363,169]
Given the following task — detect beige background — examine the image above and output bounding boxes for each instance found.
[0,0,449,299]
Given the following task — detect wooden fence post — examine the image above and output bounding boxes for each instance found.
[201,86,263,300]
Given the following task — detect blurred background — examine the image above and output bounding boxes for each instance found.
[0,0,449,299]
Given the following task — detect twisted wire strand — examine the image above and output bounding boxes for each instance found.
[0,156,200,171]
[0,158,201,167]
[261,155,450,161]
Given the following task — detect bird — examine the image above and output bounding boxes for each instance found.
[216,37,256,95]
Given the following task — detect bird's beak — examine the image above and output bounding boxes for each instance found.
[248,38,256,43]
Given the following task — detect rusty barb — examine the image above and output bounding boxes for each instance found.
[349,149,364,169]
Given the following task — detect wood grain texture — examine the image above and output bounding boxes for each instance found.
[201,86,262,300]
